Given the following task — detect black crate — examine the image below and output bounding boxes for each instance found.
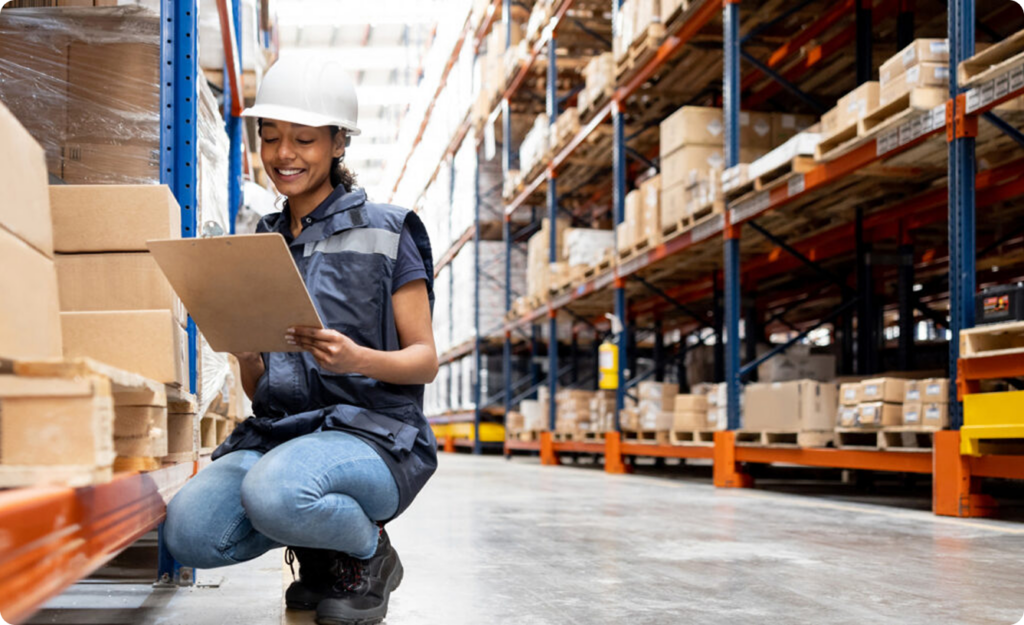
[975,283,1024,325]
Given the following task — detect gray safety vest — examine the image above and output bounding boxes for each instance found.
[213,186,437,520]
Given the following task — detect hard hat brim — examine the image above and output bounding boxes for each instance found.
[241,103,361,136]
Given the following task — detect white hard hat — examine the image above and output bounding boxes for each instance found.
[242,55,361,136]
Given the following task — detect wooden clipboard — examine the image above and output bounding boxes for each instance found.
[147,233,323,353]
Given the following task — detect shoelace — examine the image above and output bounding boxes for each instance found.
[332,554,366,592]
[284,547,297,581]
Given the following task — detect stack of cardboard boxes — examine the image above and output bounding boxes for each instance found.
[526,218,569,302]
[659,107,778,230]
[743,380,837,434]
[519,114,550,179]
[634,381,677,432]
[879,39,950,107]
[618,175,663,255]
[838,377,906,428]
[51,186,188,387]
[613,0,662,66]
[578,53,614,116]
[821,81,880,138]
[671,394,709,431]
[902,378,950,428]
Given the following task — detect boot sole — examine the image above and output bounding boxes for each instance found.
[314,560,403,625]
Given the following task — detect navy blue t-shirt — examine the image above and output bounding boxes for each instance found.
[392,223,429,294]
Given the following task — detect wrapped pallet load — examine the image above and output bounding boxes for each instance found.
[0,6,234,416]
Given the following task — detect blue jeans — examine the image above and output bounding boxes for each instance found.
[164,430,399,568]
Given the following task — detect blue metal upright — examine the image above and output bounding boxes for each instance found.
[611,0,627,432]
[546,36,559,431]
[157,0,198,586]
[722,0,742,431]
[225,0,244,234]
[160,0,198,393]
[472,150,484,453]
[501,0,515,433]
[946,0,975,428]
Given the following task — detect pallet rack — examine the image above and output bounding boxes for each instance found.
[401,0,1024,516]
[0,1,259,619]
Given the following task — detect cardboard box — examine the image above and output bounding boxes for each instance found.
[56,253,186,325]
[660,182,689,227]
[905,379,948,404]
[62,143,161,185]
[639,175,661,242]
[661,106,774,154]
[923,402,948,428]
[820,106,842,136]
[758,350,835,383]
[743,380,837,431]
[61,310,188,385]
[739,111,774,151]
[771,113,816,147]
[0,226,63,360]
[0,102,54,258]
[50,185,181,253]
[672,410,707,431]
[902,402,923,426]
[674,394,708,413]
[662,145,724,189]
[880,63,949,106]
[859,378,905,404]
[638,381,678,411]
[838,405,859,427]
[837,82,880,128]
[857,402,902,427]
[879,39,949,86]
[839,382,861,406]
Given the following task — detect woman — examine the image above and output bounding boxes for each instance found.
[164,56,438,625]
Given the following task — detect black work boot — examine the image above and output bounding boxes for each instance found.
[315,529,404,625]
[285,547,335,610]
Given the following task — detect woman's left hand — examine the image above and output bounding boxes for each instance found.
[287,326,365,375]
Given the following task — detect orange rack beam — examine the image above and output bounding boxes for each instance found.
[0,462,196,624]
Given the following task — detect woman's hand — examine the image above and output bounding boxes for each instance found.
[287,326,366,375]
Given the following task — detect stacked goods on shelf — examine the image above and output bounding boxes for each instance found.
[617,174,662,256]
[199,0,266,83]
[622,381,677,443]
[525,0,554,45]
[722,112,815,196]
[660,107,774,234]
[902,378,950,429]
[819,81,881,145]
[421,162,452,265]
[519,114,550,181]
[0,6,233,415]
[742,380,836,447]
[878,39,949,107]
[846,377,905,428]
[0,102,63,363]
[549,107,581,154]
[756,344,835,382]
[451,240,527,347]
[521,398,547,433]
[51,185,187,387]
[526,218,569,305]
[670,393,711,443]
[433,265,452,355]
[554,389,594,436]
[614,0,663,76]
[578,53,614,119]
[558,227,615,290]
[590,391,618,434]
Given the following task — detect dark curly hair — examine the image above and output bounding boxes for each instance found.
[257,119,357,192]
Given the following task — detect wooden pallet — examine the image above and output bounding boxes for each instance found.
[582,430,606,443]
[661,201,724,239]
[879,427,939,450]
[661,0,692,38]
[615,23,666,81]
[579,87,612,124]
[960,320,1024,358]
[669,429,715,446]
[959,29,1024,87]
[736,430,834,448]
[813,121,859,161]
[836,427,939,450]
[581,250,615,281]
[621,429,670,445]
[617,233,660,264]
[508,429,543,442]
[858,88,948,136]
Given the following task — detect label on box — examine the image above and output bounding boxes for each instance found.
[902,45,916,66]
[839,406,858,426]
[843,387,857,401]
[926,383,942,397]
[707,118,723,137]
[905,407,921,423]
[936,66,949,80]
[754,119,771,137]
[863,383,880,398]
[925,405,940,420]
[787,174,805,196]
[907,389,921,401]
[907,65,920,84]
[930,41,949,54]
[781,114,796,129]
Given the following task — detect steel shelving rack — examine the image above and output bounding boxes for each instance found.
[0,1,255,619]
[414,0,1024,516]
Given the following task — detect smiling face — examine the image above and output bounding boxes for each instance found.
[259,120,345,200]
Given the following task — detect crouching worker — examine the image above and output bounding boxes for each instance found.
[163,56,438,625]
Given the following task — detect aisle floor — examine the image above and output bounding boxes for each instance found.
[29,453,1024,624]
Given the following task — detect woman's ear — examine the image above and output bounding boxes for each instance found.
[333,130,347,159]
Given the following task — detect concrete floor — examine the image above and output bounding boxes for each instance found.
[26,453,1024,625]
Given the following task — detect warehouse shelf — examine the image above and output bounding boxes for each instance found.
[0,461,197,623]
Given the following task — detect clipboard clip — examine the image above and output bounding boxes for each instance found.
[201,221,226,238]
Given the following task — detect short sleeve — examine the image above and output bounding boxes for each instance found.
[392,223,429,294]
